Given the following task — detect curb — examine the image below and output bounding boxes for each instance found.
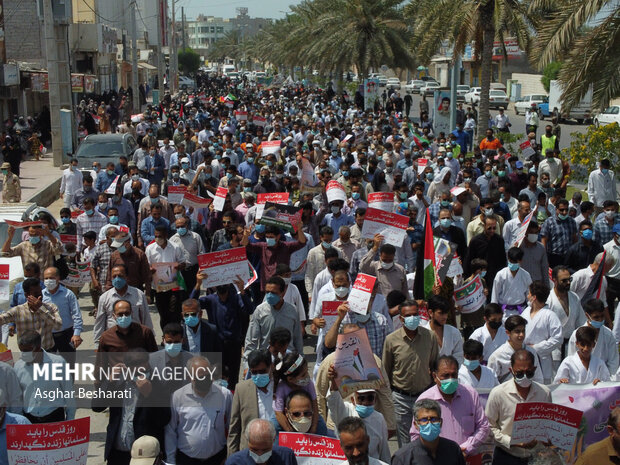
[26,176,62,207]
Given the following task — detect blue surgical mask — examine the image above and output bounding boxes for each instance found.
[352,192,360,200]
[508,262,520,272]
[403,315,420,330]
[589,319,604,329]
[355,404,375,418]
[251,373,271,388]
[109,215,119,224]
[117,245,127,254]
[440,218,451,229]
[582,229,593,240]
[265,292,280,306]
[181,163,189,170]
[558,213,569,220]
[438,378,459,394]
[184,315,200,327]
[248,157,255,164]
[418,422,441,442]
[112,276,126,289]
[463,359,480,372]
[29,236,40,245]
[255,224,266,234]
[226,173,233,179]
[266,237,276,247]
[85,209,94,216]
[177,227,188,236]
[61,217,70,224]
[116,315,132,329]
[321,241,331,249]
[480,270,487,278]
[342,170,349,177]
[164,342,182,357]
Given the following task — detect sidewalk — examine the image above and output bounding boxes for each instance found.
[8,156,63,206]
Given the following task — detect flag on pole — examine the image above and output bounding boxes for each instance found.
[413,208,436,299]
[580,251,606,306]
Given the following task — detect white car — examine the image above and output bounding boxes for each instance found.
[404,80,424,94]
[178,75,195,90]
[421,81,440,96]
[464,87,481,103]
[456,85,470,100]
[489,90,509,109]
[369,73,388,86]
[594,105,620,127]
[386,77,401,90]
[514,94,548,115]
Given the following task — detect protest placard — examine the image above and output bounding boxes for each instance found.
[454,276,485,314]
[520,140,536,159]
[321,301,342,332]
[259,202,301,233]
[279,433,345,465]
[105,175,120,194]
[326,180,347,204]
[167,185,187,204]
[234,110,248,121]
[367,192,395,211]
[256,192,289,220]
[150,262,178,292]
[253,116,267,127]
[0,264,9,302]
[59,234,77,245]
[512,208,536,247]
[7,417,90,465]
[417,158,428,175]
[198,247,250,289]
[510,402,583,451]
[300,157,321,192]
[348,273,376,315]
[213,187,228,212]
[181,192,212,210]
[360,207,408,246]
[262,140,282,158]
[333,328,384,397]
[4,220,43,228]
[61,261,91,288]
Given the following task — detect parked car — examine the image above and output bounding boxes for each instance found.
[488,90,509,109]
[464,87,481,104]
[514,94,548,115]
[456,85,470,101]
[490,82,507,91]
[421,81,440,96]
[386,77,401,90]
[594,105,620,127]
[421,76,438,82]
[70,134,138,169]
[404,80,425,94]
[179,75,196,89]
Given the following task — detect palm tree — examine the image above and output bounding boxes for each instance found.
[407,0,533,140]
[209,30,248,65]
[529,0,620,111]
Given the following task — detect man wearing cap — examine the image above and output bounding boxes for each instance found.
[0,162,20,203]
[179,157,196,184]
[107,233,152,294]
[225,419,297,465]
[130,436,164,465]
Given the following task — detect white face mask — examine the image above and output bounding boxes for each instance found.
[249,450,273,464]
[380,261,394,270]
[527,234,538,243]
[44,278,58,291]
[288,415,312,433]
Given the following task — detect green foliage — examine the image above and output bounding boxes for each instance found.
[541,61,562,93]
[178,48,201,74]
[565,123,620,182]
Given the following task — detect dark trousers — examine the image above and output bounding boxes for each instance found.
[25,407,65,424]
[182,264,199,297]
[606,277,620,321]
[222,339,242,391]
[492,447,529,465]
[107,448,131,465]
[293,279,309,318]
[177,447,226,465]
[154,290,182,330]
[51,327,76,364]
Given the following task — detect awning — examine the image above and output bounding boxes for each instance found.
[138,62,157,70]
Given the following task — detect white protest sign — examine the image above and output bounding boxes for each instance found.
[417,158,428,175]
[360,207,408,246]
[262,140,282,159]
[198,248,250,289]
[325,180,347,204]
[454,275,485,314]
[105,175,120,194]
[367,192,394,211]
[213,187,227,212]
[520,140,536,159]
[256,192,289,220]
[513,208,536,247]
[347,273,376,315]
[167,185,187,205]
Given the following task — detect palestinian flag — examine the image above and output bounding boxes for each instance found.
[581,251,606,306]
[413,208,436,299]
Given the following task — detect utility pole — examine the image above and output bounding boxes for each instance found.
[131,1,140,113]
[181,7,186,51]
[42,0,72,167]
[171,0,177,93]
[449,53,461,131]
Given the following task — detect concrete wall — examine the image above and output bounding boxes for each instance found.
[5,0,45,64]
[510,73,547,95]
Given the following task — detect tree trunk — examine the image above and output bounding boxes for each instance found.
[477,2,495,142]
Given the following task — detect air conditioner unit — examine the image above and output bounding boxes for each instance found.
[37,0,72,24]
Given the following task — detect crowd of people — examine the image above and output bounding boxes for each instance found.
[0,72,618,465]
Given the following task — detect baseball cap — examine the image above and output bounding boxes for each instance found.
[130,435,160,465]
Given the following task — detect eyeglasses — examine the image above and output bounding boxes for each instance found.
[183,312,198,318]
[222,220,233,225]
[513,370,536,379]
[356,393,375,402]
[559,277,573,284]
[289,411,313,418]
[416,416,441,426]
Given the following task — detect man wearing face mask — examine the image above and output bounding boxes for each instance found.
[165,356,232,465]
[2,225,61,272]
[106,233,151,293]
[410,356,489,458]
[76,197,108,252]
[485,349,551,465]
[593,200,620,245]
[433,208,466,260]
[305,226,343,298]
[327,367,390,462]
[60,158,82,208]
[169,216,205,292]
[41,267,82,362]
[123,164,151,197]
[540,198,577,267]
[491,247,532,318]
[70,175,100,210]
[13,330,76,424]
[383,300,439,447]
[254,167,282,194]
[139,185,175,232]
[163,165,190,197]
[360,234,409,297]
[149,322,193,399]
[227,419,296,465]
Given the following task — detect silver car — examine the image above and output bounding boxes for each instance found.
[70,133,138,169]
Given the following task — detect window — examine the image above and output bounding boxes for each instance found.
[211,27,215,33]
[216,27,223,33]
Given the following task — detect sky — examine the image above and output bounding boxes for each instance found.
[179,0,303,20]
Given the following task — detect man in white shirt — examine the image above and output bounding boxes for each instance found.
[485,349,551,463]
[554,326,611,384]
[502,200,531,250]
[568,299,619,375]
[521,281,563,383]
[470,303,508,362]
[60,158,83,208]
[587,159,619,214]
[537,150,563,187]
[459,339,499,388]
[159,137,176,170]
[491,247,532,318]
[494,108,511,132]
[145,225,186,331]
[277,264,306,332]
[488,315,544,383]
